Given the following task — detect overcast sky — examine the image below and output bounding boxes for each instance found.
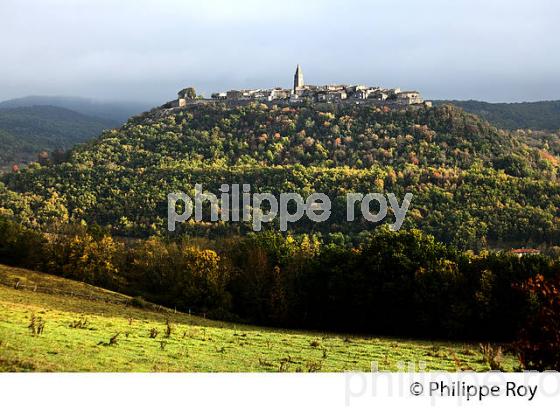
[0,0,558,104]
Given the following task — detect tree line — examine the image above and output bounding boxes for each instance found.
[1,217,558,369]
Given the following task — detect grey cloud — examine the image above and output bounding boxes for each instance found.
[0,0,558,103]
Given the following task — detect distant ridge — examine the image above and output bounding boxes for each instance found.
[0,105,118,166]
[434,100,560,130]
[0,95,153,124]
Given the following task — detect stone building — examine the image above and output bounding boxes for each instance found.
[317,90,347,102]
[395,91,423,105]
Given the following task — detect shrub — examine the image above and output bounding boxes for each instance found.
[479,343,504,371]
[130,296,148,308]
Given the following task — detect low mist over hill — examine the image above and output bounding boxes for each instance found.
[0,96,152,124]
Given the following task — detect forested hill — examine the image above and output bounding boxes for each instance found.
[0,105,117,167]
[61,103,550,172]
[2,102,560,249]
[434,100,560,130]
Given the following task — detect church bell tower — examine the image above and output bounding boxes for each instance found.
[293,64,304,93]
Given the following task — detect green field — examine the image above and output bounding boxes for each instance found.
[0,264,517,372]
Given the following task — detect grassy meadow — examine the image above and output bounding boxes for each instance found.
[0,264,518,372]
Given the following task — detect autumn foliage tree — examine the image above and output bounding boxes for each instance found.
[516,274,560,371]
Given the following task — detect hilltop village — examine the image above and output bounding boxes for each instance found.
[167,65,431,109]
